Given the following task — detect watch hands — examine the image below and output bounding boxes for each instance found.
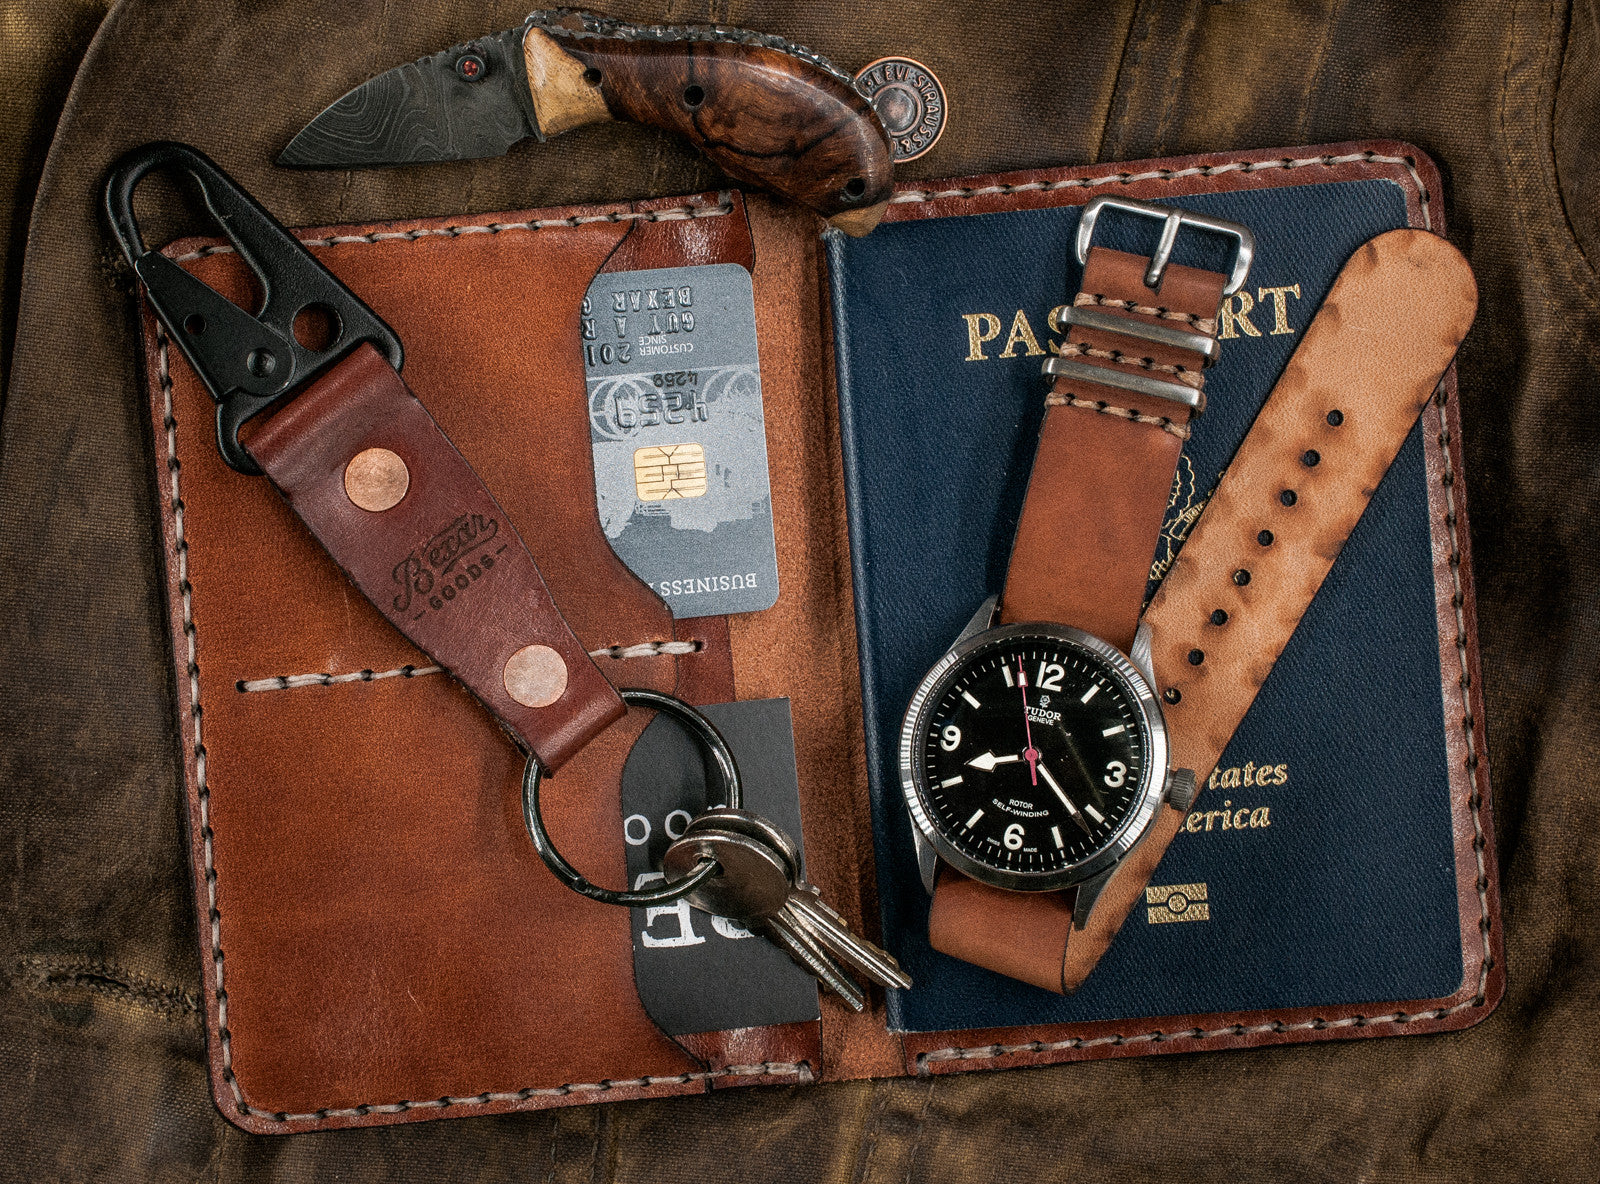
[966,751,1020,771]
[1054,720,1101,801]
[1018,660,1040,786]
[1038,761,1094,834]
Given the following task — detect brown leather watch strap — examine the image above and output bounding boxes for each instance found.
[1146,229,1478,782]
[247,342,625,771]
[933,229,1477,995]
[930,803,1190,994]
[932,244,1230,993]
[997,247,1228,649]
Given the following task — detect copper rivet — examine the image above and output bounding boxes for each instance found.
[504,644,568,708]
[344,447,409,512]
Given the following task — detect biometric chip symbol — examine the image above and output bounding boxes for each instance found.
[1146,881,1210,924]
[634,443,708,501]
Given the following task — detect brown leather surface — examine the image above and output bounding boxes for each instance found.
[998,248,1226,646]
[248,344,624,771]
[0,0,1558,1169]
[130,146,1498,1133]
[933,246,1227,993]
[726,198,904,1078]
[928,871,1077,993]
[1146,228,1479,779]
[143,192,831,1131]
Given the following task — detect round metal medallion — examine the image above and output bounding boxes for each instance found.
[854,56,948,163]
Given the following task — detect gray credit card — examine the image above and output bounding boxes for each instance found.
[584,263,779,618]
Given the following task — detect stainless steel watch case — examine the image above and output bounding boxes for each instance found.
[898,596,1192,907]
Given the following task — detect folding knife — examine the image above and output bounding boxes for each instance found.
[280,9,895,235]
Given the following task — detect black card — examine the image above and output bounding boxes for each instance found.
[620,698,820,1036]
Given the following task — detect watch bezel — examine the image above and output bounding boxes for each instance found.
[898,620,1170,893]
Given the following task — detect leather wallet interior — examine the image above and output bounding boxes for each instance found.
[141,141,1501,1133]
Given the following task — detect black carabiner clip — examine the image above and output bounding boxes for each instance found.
[103,142,403,474]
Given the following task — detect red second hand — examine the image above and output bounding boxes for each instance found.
[1019,660,1039,786]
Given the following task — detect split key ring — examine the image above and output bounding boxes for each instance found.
[520,688,741,907]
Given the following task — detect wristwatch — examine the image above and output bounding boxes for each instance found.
[898,196,1254,994]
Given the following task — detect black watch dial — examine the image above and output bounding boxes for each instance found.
[908,630,1153,878]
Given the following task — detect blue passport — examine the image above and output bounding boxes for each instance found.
[826,160,1491,1037]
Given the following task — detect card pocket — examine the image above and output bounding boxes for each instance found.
[144,191,820,1133]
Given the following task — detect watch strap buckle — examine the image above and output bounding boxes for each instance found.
[1075,195,1256,296]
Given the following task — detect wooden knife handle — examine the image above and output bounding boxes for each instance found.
[523,17,894,235]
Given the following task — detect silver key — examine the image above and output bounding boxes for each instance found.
[662,811,911,1011]
[785,884,912,991]
[687,810,910,987]
[687,809,912,992]
[662,827,866,1007]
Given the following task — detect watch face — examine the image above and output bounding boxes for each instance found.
[899,622,1168,892]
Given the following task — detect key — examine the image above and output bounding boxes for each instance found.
[662,826,867,1008]
[694,810,913,992]
[785,883,913,991]
[687,810,910,989]
[662,809,911,1011]
[687,809,912,992]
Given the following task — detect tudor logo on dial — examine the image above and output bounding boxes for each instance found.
[914,636,1148,872]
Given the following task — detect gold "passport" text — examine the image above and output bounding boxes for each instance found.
[959,282,1303,361]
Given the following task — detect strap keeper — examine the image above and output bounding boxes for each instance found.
[1042,356,1207,413]
[1055,305,1222,366]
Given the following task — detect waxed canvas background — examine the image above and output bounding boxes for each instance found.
[0,1,1595,1181]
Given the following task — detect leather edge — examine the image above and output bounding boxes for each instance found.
[882,139,1443,233]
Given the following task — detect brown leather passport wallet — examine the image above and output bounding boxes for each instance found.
[140,141,1501,1133]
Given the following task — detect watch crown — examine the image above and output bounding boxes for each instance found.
[1164,767,1198,813]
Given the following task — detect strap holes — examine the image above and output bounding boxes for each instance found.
[582,67,603,86]
[1187,649,1205,666]
[1233,569,1251,586]
[1302,449,1320,467]
[1162,687,1182,704]
[183,313,207,336]
[842,176,867,201]
[683,84,706,108]
[1279,489,1297,506]
[1326,409,1344,426]
[1209,609,1228,626]
[1257,529,1274,546]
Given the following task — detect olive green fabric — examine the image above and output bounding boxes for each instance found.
[1,1,1595,1179]
[0,0,114,400]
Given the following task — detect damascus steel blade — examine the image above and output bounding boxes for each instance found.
[279,27,540,168]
